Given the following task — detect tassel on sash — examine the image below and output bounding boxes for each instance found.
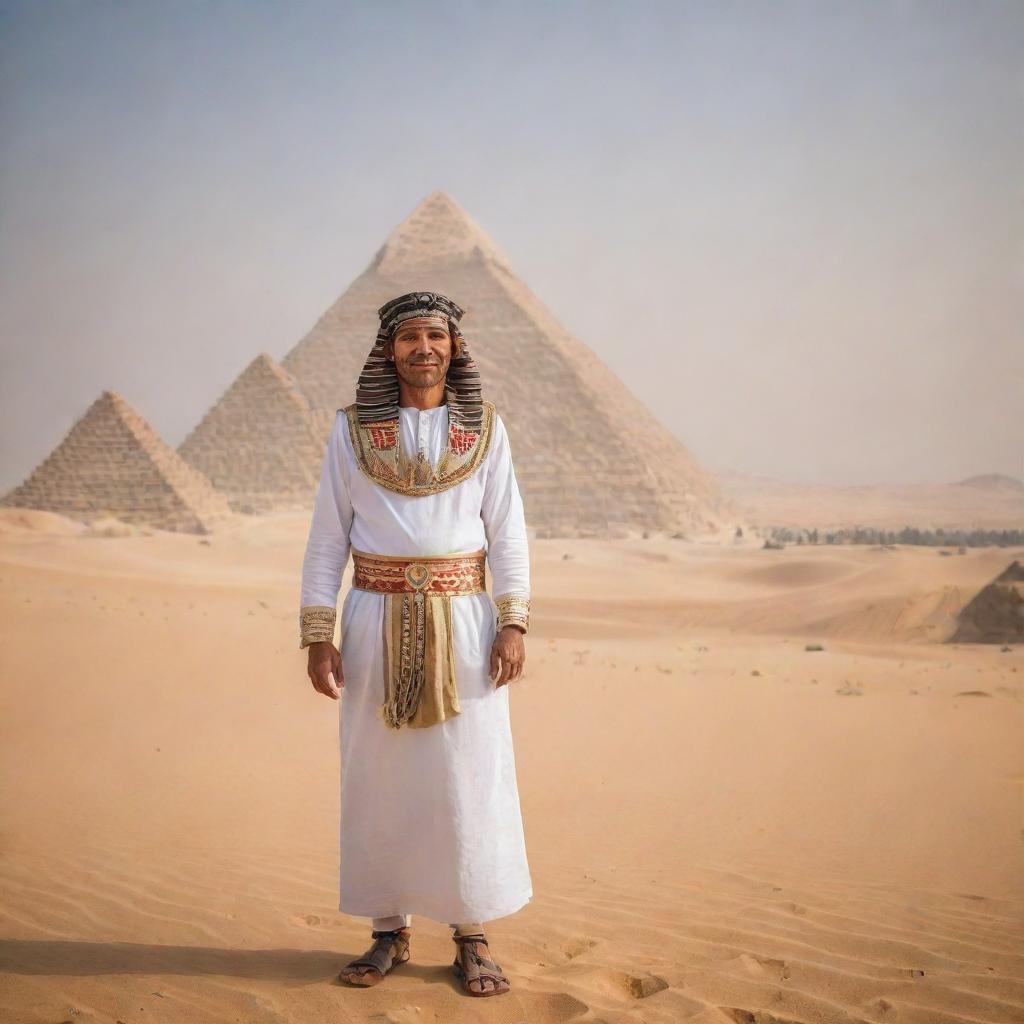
[380,590,460,729]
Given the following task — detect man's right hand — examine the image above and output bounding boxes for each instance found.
[307,641,343,700]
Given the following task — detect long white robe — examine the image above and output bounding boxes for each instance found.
[299,401,533,923]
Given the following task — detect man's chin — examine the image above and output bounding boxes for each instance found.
[402,368,446,386]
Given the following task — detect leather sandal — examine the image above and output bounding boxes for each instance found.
[451,932,511,997]
[337,927,411,986]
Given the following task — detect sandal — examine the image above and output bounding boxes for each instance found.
[451,932,511,997]
[337,926,411,986]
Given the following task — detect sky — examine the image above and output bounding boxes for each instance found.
[1,0,1021,491]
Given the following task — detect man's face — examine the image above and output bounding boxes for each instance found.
[387,316,454,389]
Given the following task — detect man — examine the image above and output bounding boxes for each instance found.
[298,290,532,998]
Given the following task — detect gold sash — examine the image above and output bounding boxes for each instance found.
[351,549,486,730]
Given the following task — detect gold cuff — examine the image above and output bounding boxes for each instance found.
[299,605,337,649]
[495,594,530,634]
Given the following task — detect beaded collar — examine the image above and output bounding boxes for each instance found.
[344,400,495,497]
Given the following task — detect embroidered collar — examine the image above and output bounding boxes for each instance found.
[345,400,495,496]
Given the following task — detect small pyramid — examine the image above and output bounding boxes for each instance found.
[178,353,328,513]
[282,190,726,537]
[1,391,233,534]
[949,560,1024,643]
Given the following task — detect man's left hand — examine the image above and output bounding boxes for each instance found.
[489,625,526,687]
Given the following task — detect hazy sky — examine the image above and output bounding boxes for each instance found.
[1,0,1021,491]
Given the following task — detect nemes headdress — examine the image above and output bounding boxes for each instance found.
[343,289,495,499]
[354,290,483,432]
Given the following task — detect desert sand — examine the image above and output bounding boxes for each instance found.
[1,509,1022,1024]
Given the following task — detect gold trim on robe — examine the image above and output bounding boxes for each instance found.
[381,590,461,729]
[345,400,496,497]
[495,593,530,633]
[299,605,338,648]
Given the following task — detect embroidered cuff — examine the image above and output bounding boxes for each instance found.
[495,594,530,634]
[299,605,337,649]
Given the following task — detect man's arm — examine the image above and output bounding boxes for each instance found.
[299,411,354,651]
[481,412,530,685]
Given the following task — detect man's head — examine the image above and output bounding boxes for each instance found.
[383,314,464,390]
[355,290,482,430]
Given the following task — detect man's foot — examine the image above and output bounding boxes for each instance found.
[337,927,411,986]
[451,932,511,996]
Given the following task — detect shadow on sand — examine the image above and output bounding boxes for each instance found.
[0,938,445,985]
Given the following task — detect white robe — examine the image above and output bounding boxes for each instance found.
[299,402,533,923]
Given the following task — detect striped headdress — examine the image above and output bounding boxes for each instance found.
[353,291,483,432]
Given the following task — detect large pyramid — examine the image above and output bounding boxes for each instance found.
[281,191,724,537]
[1,390,233,534]
[178,353,331,513]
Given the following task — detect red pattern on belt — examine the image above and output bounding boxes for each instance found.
[351,549,486,594]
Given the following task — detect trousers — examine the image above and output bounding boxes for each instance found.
[372,913,484,935]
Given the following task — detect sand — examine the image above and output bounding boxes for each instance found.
[1,509,1021,1024]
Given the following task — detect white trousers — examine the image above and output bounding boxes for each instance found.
[372,913,484,935]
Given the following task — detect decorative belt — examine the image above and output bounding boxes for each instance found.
[350,548,486,731]
[351,548,485,596]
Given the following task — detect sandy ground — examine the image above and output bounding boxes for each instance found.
[1,509,1022,1024]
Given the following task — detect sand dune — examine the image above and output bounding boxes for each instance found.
[1,511,1021,1023]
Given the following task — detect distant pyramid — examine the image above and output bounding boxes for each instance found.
[1,390,232,534]
[949,561,1024,644]
[282,190,724,537]
[178,353,330,513]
